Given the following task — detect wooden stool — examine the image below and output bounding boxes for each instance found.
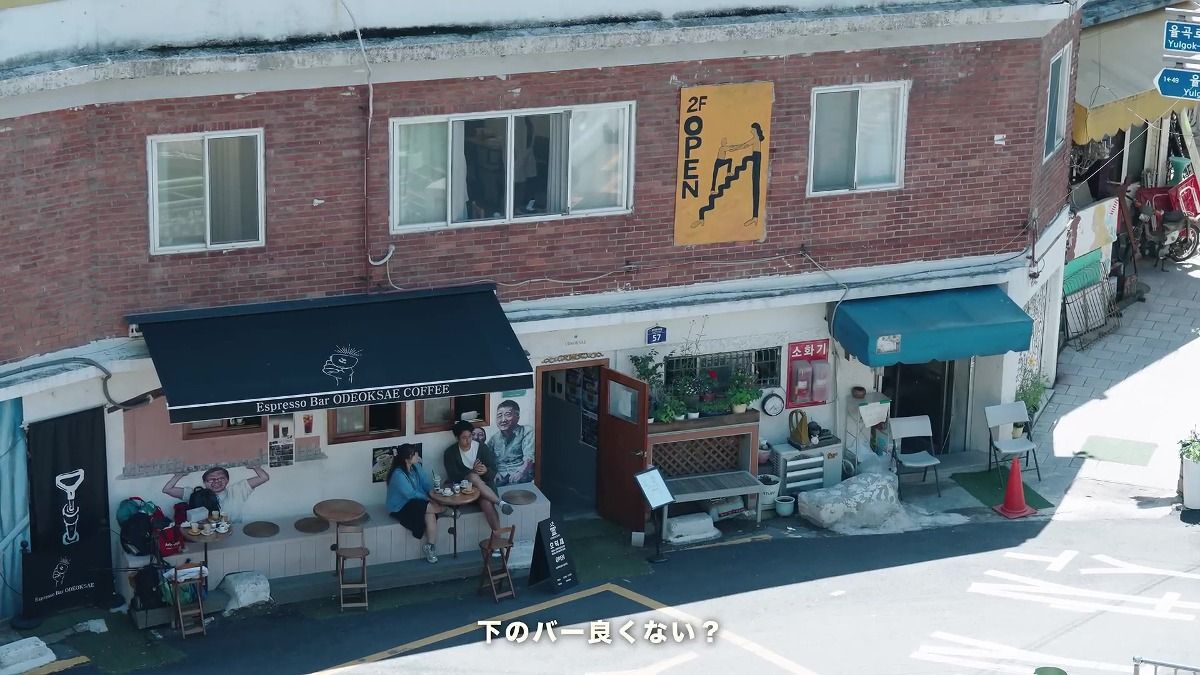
[170,562,207,638]
[335,524,369,611]
[478,526,517,603]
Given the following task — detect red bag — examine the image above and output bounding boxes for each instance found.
[154,502,189,557]
[157,525,183,557]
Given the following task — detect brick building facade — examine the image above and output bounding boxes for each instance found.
[0,2,1079,607]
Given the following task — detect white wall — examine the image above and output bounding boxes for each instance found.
[0,0,990,68]
[21,363,534,528]
[520,301,851,446]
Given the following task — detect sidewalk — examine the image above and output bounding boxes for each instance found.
[900,260,1200,524]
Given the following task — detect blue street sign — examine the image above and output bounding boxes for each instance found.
[1165,20,1200,53]
[646,325,667,345]
[1157,67,1200,101]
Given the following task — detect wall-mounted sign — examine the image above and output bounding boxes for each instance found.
[786,339,830,409]
[875,334,902,355]
[646,326,668,345]
[673,82,773,246]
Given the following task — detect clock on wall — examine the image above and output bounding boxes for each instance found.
[761,392,785,416]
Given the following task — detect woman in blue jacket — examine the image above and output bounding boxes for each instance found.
[386,444,443,563]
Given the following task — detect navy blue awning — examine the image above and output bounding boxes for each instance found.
[831,285,1034,367]
[127,284,533,423]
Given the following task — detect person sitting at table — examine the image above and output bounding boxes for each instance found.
[443,420,513,534]
[387,444,443,564]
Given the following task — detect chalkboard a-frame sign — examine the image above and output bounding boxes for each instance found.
[527,517,578,593]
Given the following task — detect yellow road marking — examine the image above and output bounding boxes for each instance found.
[26,656,90,675]
[319,581,818,675]
[316,583,624,672]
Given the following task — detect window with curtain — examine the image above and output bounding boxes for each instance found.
[391,103,633,230]
[809,83,907,194]
[149,130,264,253]
[1044,46,1070,159]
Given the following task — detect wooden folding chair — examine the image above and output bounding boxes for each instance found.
[478,526,516,603]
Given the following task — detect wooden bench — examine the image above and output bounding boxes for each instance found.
[662,470,764,534]
[647,413,764,540]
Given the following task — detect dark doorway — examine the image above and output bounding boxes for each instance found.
[538,367,602,519]
[881,360,955,453]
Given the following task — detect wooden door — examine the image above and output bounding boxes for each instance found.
[596,367,650,531]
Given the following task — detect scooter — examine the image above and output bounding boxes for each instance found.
[1132,188,1200,268]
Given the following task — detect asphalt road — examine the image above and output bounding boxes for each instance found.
[119,515,1200,674]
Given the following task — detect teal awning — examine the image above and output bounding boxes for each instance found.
[831,285,1034,367]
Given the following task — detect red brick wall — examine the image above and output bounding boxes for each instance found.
[0,27,1072,364]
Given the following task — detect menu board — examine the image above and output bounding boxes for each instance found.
[527,518,578,593]
[634,466,675,511]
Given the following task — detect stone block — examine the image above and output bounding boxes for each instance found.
[218,571,271,615]
[794,473,900,530]
[0,637,56,675]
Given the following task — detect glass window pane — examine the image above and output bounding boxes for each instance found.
[607,380,639,423]
[451,118,507,223]
[336,407,367,434]
[1045,56,1063,156]
[811,91,858,192]
[367,404,402,433]
[421,398,453,426]
[396,122,448,226]
[513,113,568,217]
[190,419,222,429]
[454,394,486,423]
[155,139,206,248]
[570,107,626,211]
[208,135,261,245]
[227,417,261,429]
[856,87,901,187]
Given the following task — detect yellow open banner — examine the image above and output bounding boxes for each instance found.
[673,82,773,246]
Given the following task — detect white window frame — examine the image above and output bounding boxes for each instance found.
[806,81,910,197]
[1043,44,1071,162]
[388,102,636,233]
[146,129,266,255]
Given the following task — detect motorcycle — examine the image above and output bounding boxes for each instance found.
[1131,185,1200,268]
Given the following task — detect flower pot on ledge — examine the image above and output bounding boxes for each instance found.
[732,403,749,414]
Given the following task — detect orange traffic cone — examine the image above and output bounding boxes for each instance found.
[993,457,1037,519]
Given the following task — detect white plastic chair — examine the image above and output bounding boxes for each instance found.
[888,415,941,497]
[984,402,1042,485]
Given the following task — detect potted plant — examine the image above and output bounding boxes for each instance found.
[1016,373,1047,420]
[675,378,702,418]
[727,368,763,414]
[630,350,666,412]
[1180,429,1200,509]
[653,393,687,423]
[700,397,731,417]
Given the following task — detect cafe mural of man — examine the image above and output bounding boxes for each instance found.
[487,400,534,486]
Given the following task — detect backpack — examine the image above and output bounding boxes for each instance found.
[188,487,221,515]
[131,565,166,610]
[120,512,155,556]
[116,497,157,526]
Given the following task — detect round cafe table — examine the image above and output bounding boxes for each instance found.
[428,489,480,559]
[313,499,366,524]
[314,499,367,573]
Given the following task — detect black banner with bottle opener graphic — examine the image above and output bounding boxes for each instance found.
[24,407,114,616]
[527,518,577,593]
